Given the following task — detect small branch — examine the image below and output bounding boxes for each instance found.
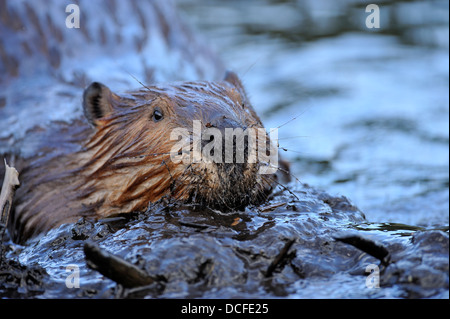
[334,234,391,266]
[265,238,296,277]
[84,241,156,288]
[0,159,20,234]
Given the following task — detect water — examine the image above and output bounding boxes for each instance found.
[177,0,449,229]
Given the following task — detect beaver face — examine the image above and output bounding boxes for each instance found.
[11,72,283,242]
[82,71,278,212]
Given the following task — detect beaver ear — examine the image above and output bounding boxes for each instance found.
[83,82,117,127]
[224,71,245,91]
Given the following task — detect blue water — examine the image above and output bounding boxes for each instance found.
[178,0,449,229]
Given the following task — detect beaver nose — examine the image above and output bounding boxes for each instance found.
[210,116,243,132]
[202,116,249,164]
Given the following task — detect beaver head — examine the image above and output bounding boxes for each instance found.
[10,72,284,242]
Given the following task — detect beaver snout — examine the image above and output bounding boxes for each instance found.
[208,116,244,131]
[200,117,250,166]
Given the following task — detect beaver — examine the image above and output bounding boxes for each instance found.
[0,0,288,243]
[3,71,288,243]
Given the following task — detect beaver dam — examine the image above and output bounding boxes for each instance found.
[0,0,448,299]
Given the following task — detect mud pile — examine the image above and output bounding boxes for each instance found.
[1,183,448,298]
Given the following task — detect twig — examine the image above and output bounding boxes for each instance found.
[0,159,20,265]
[265,238,296,277]
[0,159,20,239]
[84,241,156,288]
[334,234,391,266]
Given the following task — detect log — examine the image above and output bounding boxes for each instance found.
[84,241,155,288]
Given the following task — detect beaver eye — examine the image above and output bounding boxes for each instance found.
[152,108,164,122]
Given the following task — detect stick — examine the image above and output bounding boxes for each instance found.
[0,159,20,233]
[265,238,296,277]
[334,235,391,266]
[84,241,155,288]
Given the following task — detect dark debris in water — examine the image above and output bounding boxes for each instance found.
[0,228,48,298]
[265,238,296,278]
[84,241,156,288]
[1,184,448,298]
[334,235,391,266]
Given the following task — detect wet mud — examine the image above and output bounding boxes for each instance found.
[1,183,447,298]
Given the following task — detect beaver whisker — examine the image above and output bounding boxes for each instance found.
[268,106,312,134]
[277,146,307,155]
[159,159,178,204]
[214,174,234,210]
[127,151,172,159]
[277,135,310,140]
[257,158,301,186]
[126,71,152,92]
[165,163,198,204]
[276,165,302,185]
[262,174,299,201]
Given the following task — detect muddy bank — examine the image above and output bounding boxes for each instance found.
[1,183,448,298]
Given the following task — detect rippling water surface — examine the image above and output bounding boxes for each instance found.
[177,0,449,229]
